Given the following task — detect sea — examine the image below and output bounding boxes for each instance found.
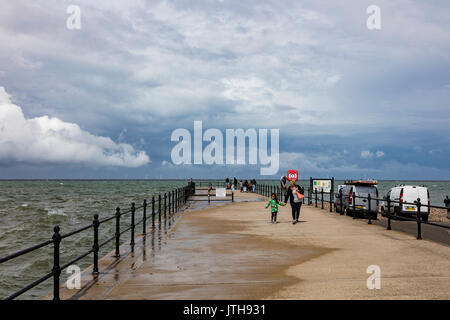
[0,179,449,299]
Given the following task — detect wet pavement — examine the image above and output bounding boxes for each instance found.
[49,190,450,300]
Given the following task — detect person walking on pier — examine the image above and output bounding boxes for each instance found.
[251,178,257,193]
[266,193,285,223]
[285,180,304,224]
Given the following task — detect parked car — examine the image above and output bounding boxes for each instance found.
[380,185,430,221]
[335,181,379,219]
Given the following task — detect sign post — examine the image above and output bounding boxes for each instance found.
[310,177,334,207]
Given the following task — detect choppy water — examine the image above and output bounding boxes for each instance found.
[0,179,449,300]
[0,180,188,300]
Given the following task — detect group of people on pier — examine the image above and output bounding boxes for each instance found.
[225,177,257,193]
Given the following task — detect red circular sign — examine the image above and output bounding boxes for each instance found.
[287,170,298,181]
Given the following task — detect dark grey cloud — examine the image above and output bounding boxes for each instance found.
[0,0,449,178]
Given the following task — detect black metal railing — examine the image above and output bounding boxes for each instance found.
[255,183,450,240]
[0,183,195,300]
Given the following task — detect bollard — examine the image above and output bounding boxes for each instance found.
[130,203,135,247]
[52,226,61,300]
[142,199,147,234]
[93,214,99,274]
[152,196,155,227]
[367,194,372,224]
[115,207,121,257]
[416,198,422,240]
[387,197,392,230]
[158,194,162,221]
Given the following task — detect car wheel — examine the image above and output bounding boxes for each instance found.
[421,214,429,222]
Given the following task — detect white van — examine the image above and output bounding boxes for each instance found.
[381,186,430,221]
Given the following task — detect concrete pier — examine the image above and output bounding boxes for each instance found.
[50,191,450,300]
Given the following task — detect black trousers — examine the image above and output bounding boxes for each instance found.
[290,202,302,220]
[271,211,278,222]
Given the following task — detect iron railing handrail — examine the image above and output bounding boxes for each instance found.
[0,183,195,300]
[0,239,55,264]
[255,183,450,238]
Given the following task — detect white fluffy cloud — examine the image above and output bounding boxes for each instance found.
[376,151,385,158]
[360,150,384,159]
[0,87,149,167]
[360,150,373,159]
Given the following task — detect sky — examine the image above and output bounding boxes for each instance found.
[0,0,449,180]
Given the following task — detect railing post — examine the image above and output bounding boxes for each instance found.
[115,207,121,257]
[330,191,333,212]
[130,203,135,247]
[52,226,61,300]
[152,196,155,227]
[367,194,372,224]
[172,190,175,213]
[158,194,162,221]
[352,192,356,219]
[387,197,392,230]
[164,193,167,216]
[315,189,318,207]
[93,215,99,274]
[142,199,147,234]
[340,191,343,215]
[321,189,324,209]
[232,190,234,202]
[168,191,171,214]
[416,198,422,240]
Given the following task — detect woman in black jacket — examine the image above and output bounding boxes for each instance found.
[284,180,304,224]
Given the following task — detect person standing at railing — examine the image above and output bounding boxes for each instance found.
[251,178,257,193]
[280,176,287,195]
[444,196,450,219]
[284,180,304,224]
[243,179,249,192]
